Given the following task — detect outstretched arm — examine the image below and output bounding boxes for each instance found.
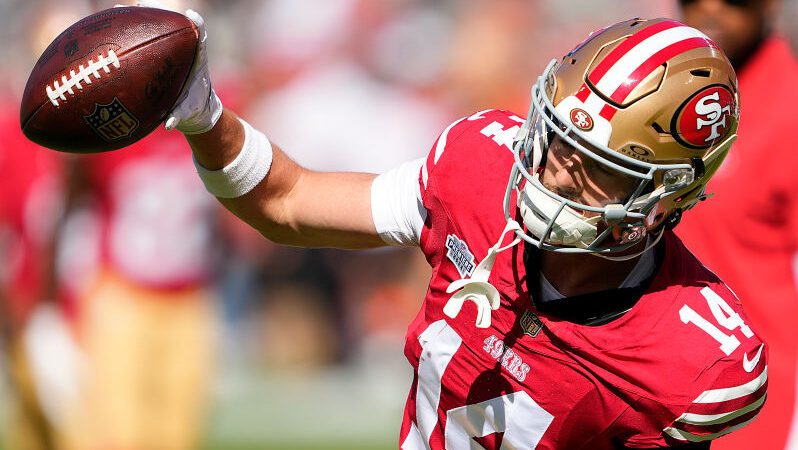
[150,3,405,250]
[186,108,386,249]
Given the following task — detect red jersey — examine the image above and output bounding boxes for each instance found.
[676,37,798,449]
[399,110,767,449]
[0,105,64,320]
[75,128,217,289]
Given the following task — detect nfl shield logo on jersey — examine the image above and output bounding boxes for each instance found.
[520,310,543,338]
[445,234,475,278]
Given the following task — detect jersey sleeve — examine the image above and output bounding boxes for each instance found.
[618,263,769,448]
[371,111,491,248]
[661,351,768,446]
[418,109,514,199]
[419,116,468,198]
[658,280,770,446]
[370,157,426,246]
[370,111,499,247]
[619,349,768,449]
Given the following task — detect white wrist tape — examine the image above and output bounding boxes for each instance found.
[193,118,273,198]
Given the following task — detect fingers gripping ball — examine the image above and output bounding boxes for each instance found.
[164,9,223,135]
[124,1,222,134]
[19,6,199,153]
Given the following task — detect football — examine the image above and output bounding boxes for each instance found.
[19,6,198,153]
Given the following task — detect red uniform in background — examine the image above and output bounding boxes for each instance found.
[59,128,219,450]
[0,102,66,449]
[0,107,64,325]
[74,128,216,289]
[400,110,767,449]
[677,36,798,450]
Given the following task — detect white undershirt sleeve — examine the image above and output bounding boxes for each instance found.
[370,157,427,246]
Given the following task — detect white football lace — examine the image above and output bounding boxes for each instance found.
[46,50,121,107]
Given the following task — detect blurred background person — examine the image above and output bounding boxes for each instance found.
[7,0,225,448]
[442,0,544,114]
[0,2,86,449]
[0,83,70,450]
[50,1,223,448]
[675,0,798,449]
[238,0,447,371]
[786,4,798,448]
[244,0,452,174]
[56,127,221,450]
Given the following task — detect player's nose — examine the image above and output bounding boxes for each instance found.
[553,162,582,198]
[556,151,585,178]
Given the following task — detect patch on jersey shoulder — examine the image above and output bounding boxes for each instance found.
[445,234,475,278]
[520,310,543,338]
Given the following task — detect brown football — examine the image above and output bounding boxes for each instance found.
[19,6,198,153]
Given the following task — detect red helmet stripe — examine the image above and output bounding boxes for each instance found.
[609,36,717,104]
[599,103,617,121]
[575,83,591,102]
[566,21,717,124]
[587,20,682,85]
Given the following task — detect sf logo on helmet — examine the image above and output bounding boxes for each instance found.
[673,85,736,149]
[570,108,593,131]
[695,92,731,142]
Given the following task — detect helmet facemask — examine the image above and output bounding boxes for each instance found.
[446,17,740,330]
[504,60,703,256]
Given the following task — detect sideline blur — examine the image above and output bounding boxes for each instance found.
[16,1,796,448]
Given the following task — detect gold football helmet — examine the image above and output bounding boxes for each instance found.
[507,17,739,256]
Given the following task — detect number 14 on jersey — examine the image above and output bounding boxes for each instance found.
[679,287,754,356]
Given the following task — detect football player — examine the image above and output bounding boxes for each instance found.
[154,3,768,448]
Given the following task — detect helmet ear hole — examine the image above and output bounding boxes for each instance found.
[690,68,711,77]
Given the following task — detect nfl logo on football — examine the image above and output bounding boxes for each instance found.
[84,97,139,142]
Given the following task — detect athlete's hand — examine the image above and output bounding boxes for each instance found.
[123,0,223,134]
